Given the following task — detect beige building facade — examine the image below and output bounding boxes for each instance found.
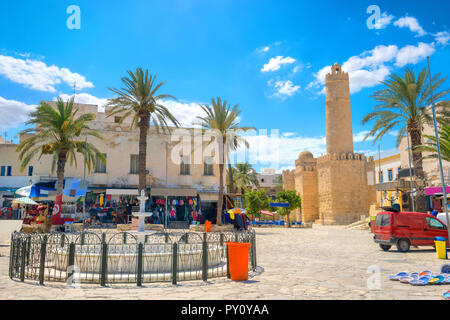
[0,102,222,215]
[283,63,376,225]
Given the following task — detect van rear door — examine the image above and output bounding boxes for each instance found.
[375,213,392,241]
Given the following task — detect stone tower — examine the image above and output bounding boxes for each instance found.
[325,63,353,155]
[283,63,377,225]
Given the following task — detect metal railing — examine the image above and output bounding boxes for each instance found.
[9,230,257,286]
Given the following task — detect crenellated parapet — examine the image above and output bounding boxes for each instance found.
[317,152,369,163]
[325,63,349,82]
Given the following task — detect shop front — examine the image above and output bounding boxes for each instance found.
[150,188,198,224]
[426,186,450,212]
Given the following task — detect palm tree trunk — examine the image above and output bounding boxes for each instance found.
[409,124,427,212]
[56,150,68,195]
[227,152,234,194]
[216,137,226,226]
[138,113,150,195]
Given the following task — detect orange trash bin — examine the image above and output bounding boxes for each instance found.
[226,242,252,281]
[205,220,212,232]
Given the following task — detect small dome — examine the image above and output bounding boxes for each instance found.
[298,150,314,160]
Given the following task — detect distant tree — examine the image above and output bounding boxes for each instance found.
[245,189,270,220]
[234,162,259,193]
[275,189,302,227]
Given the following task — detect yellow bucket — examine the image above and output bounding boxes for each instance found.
[435,240,447,259]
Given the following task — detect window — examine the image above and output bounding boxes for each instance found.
[114,116,122,123]
[426,217,446,230]
[388,169,393,181]
[0,166,4,176]
[375,214,391,227]
[378,171,383,183]
[95,154,107,173]
[130,154,139,174]
[6,166,12,176]
[204,156,214,176]
[28,166,33,177]
[180,155,190,175]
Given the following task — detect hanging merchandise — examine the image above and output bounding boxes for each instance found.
[180,200,184,205]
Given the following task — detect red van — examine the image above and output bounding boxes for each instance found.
[373,210,449,252]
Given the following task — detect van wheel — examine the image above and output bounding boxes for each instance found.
[380,244,391,251]
[396,239,410,252]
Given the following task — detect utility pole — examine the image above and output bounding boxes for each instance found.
[427,56,449,243]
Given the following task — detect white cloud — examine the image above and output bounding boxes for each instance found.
[291,65,302,74]
[159,99,208,128]
[230,130,377,170]
[308,45,397,94]
[308,41,436,94]
[232,132,326,169]
[261,56,296,72]
[57,93,110,112]
[353,131,374,143]
[257,46,270,53]
[374,12,395,29]
[57,94,208,128]
[268,80,300,98]
[393,16,427,36]
[0,96,36,130]
[395,42,435,67]
[0,54,94,92]
[434,31,450,46]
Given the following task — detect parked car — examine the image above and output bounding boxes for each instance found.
[373,209,449,252]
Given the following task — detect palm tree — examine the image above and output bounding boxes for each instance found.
[233,162,259,194]
[226,133,250,193]
[415,124,450,162]
[362,67,449,212]
[196,97,255,225]
[16,97,105,196]
[107,68,180,195]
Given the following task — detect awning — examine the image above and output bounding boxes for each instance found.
[106,189,138,196]
[151,188,197,197]
[13,197,39,205]
[426,186,450,196]
[198,192,219,201]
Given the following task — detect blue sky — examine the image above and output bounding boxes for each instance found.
[0,0,449,172]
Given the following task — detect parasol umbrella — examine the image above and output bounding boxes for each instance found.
[259,210,277,221]
[12,197,39,205]
[228,208,246,219]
